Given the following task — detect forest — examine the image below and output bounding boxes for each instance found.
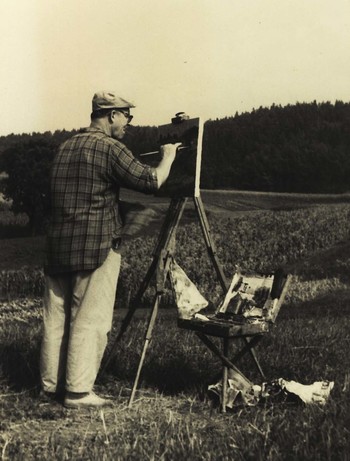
[200,100,350,193]
[1,100,350,195]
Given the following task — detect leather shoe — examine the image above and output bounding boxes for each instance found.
[39,389,65,404]
[64,391,112,409]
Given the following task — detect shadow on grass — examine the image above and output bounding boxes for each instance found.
[0,342,41,391]
[0,319,41,392]
[286,239,350,283]
[101,348,213,396]
[142,353,214,395]
[281,288,350,320]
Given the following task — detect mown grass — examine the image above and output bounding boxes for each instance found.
[1,190,350,459]
[1,295,350,460]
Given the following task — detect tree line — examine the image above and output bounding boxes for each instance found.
[0,101,349,234]
[201,100,350,193]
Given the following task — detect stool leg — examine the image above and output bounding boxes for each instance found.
[222,338,229,413]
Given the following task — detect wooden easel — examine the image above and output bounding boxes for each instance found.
[99,194,228,405]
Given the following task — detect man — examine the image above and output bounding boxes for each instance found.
[40,91,180,408]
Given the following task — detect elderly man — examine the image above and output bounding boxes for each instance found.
[40,91,179,408]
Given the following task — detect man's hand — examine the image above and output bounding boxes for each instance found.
[156,142,182,187]
[160,143,182,161]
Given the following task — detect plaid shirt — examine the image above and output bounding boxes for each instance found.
[45,127,158,274]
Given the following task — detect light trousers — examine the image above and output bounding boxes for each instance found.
[40,249,121,393]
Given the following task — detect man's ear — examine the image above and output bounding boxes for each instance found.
[108,110,116,123]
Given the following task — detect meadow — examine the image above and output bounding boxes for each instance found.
[0,190,350,460]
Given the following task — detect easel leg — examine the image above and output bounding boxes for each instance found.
[99,198,187,380]
[127,199,187,405]
[128,293,161,407]
[193,195,228,292]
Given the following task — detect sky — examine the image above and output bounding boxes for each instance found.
[0,0,349,136]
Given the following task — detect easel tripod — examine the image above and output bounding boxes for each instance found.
[100,194,230,406]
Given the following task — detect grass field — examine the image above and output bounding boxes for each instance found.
[1,190,350,460]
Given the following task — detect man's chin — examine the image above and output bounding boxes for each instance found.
[113,131,125,140]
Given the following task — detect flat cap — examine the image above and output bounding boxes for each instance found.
[92,91,135,112]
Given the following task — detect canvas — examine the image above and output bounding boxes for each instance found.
[140,115,203,198]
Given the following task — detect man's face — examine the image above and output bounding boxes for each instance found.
[111,109,132,140]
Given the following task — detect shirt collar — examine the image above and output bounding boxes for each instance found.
[80,126,110,136]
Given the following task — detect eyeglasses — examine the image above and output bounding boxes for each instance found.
[115,109,133,123]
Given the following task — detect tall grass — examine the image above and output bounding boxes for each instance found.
[1,203,350,304]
